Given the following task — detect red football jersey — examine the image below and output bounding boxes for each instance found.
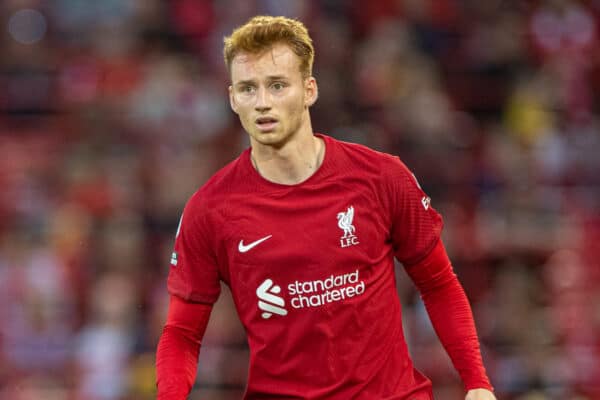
[168,134,443,399]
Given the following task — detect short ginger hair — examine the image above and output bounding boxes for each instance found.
[223,15,315,78]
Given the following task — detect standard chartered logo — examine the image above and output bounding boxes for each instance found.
[257,270,366,319]
[288,269,365,308]
[257,279,287,319]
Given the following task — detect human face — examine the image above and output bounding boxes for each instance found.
[229,43,318,149]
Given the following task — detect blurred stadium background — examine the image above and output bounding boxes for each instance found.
[1,1,599,399]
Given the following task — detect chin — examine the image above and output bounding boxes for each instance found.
[252,132,283,145]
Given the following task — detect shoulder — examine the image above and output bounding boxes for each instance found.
[185,149,252,216]
[325,134,410,179]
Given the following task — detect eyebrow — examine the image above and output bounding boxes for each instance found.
[234,80,255,87]
[234,75,290,86]
[265,75,289,81]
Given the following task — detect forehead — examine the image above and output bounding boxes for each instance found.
[230,43,302,82]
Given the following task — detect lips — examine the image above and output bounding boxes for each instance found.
[255,116,278,132]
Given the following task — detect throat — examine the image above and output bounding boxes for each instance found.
[251,137,324,185]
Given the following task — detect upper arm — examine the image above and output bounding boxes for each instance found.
[168,196,222,304]
[384,156,443,265]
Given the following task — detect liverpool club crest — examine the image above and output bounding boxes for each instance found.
[337,206,359,248]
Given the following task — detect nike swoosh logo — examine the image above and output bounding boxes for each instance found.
[238,235,272,253]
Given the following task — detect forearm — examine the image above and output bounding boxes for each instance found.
[405,241,492,391]
[419,270,491,390]
[156,325,201,399]
[156,295,212,400]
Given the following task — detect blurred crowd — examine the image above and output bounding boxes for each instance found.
[1,1,599,399]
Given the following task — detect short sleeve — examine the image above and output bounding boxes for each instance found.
[385,156,443,266]
[167,196,221,304]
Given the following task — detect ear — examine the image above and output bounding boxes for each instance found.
[228,85,238,114]
[304,77,318,108]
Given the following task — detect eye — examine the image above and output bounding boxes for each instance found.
[271,82,285,91]
[238,85,255,94]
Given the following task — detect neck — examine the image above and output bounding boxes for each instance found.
[251,134,325,185]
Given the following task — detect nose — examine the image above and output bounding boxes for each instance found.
[255,86,271,112]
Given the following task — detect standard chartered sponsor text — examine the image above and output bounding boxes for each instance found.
[288,269,365,308]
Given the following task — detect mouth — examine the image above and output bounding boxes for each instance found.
[255,116,278,132]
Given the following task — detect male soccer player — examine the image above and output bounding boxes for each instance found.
[156,15,497,400]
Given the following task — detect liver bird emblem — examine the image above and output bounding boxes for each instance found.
[337,206,356,238]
